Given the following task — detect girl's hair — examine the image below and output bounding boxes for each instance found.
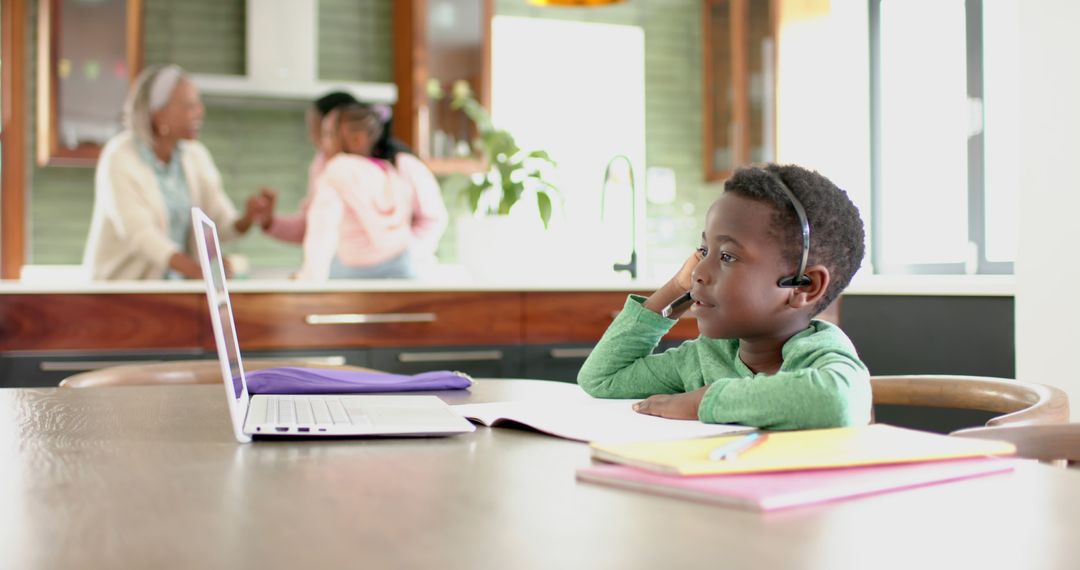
[124,64,188,147]
[335,102,413,165]
[313,91,358,117]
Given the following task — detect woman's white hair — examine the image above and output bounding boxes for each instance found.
[123,64,187,147]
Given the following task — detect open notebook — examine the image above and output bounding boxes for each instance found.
[452,396,752,443]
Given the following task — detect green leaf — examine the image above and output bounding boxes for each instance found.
[536,191,553,229]
[443,85,560,228]
[463,183,486,214]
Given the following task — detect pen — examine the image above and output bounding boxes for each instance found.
[661,291,693,318]
[708,432,767,461]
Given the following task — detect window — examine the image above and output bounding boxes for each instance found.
[870,0,1014,275]
[490,16,646,276]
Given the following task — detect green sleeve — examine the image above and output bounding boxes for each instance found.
[698,354,872,430]
[577,295,692,398]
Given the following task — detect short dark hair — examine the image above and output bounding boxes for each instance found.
[723,163,866,315]
[313,91,358,116]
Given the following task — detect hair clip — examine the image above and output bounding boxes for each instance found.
[372,104,392,123]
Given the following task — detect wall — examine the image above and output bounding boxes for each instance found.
[1015,0,1080,418]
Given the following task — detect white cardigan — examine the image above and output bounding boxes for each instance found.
[83,131,240,280]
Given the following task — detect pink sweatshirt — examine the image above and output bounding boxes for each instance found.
[271,152,448,259]
[295,153,447,280]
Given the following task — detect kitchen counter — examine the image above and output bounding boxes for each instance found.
[0,277,660,294]
[0,272,1015,295]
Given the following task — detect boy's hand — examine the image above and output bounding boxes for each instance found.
[632,387,707,420]
[674,250,704,290]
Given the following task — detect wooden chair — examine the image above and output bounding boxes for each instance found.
[871,374,1070,428]
[952,423,1080,465]
[872,375,1076,466]
[58,359,372,388]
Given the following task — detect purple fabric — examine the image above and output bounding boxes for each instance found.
[234,368,473,395]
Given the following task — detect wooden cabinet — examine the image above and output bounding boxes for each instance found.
[0,294,202,351]
[35,0,144,166]
[523,291,700,343]
[0,290,706,387]
[702,0,777,181]
[223,291,521,350]
[392,0,491,175]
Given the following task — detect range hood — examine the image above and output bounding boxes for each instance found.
[190,0,396,104]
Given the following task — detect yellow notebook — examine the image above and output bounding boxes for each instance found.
[589,424,1017,476]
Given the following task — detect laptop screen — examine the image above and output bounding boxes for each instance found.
[192,208,251,442]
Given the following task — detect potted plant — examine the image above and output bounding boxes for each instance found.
[431,80,561,280]
[433,80,559,229]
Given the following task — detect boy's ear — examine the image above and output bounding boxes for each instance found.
[786,265,830,310]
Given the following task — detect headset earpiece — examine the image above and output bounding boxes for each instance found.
[777,274,813,288]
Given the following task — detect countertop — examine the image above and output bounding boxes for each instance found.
[0,268,1015,296]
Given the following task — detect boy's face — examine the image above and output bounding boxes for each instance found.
[689,192,797,340]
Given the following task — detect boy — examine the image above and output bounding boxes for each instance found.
[577,164,870,430]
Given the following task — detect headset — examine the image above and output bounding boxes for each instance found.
[765,170,813,289]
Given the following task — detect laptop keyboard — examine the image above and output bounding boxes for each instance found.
[265,397,372,428]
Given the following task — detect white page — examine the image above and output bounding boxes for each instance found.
[451,398,752,444]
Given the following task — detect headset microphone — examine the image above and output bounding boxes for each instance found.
[766,171,812,289]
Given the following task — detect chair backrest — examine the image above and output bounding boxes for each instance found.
[58,359,370,388]
[871,375,1070,428]
[951,423,1080,465]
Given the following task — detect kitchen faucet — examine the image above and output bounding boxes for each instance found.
[601,154,638,279]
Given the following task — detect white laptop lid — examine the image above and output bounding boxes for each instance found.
[192,207,253,443]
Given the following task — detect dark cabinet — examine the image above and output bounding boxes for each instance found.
[522,344,593,384]
[0,349,204,388]
[370,345,521,379]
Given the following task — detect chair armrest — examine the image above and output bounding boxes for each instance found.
[951,423,1080,463]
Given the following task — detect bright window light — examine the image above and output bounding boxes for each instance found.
[879,0,969,267]
[491,16,645,276]
[982,0,1019,263]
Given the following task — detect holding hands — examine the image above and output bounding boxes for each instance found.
[240,187,277,232]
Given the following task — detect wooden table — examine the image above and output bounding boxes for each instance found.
[2,380,1079,570]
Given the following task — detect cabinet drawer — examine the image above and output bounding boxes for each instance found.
[224,292,523,350]
[523,292,700,343]
[0,349,206,388]
[0,294,203,351]
[370,345,521,379]
[522,344,593,383]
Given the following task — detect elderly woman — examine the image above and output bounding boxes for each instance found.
[83,64,268,279]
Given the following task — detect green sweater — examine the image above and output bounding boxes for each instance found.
[577,295,872,430]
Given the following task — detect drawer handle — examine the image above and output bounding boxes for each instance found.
[397,350,503,363]
[274,356,347,366]
[40,360,164,372]
[305,313,437,325]
[549,348,593,359]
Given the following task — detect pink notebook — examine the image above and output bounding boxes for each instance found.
[576,457,1017,512]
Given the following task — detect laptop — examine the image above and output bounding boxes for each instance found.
[191,207,476,443]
